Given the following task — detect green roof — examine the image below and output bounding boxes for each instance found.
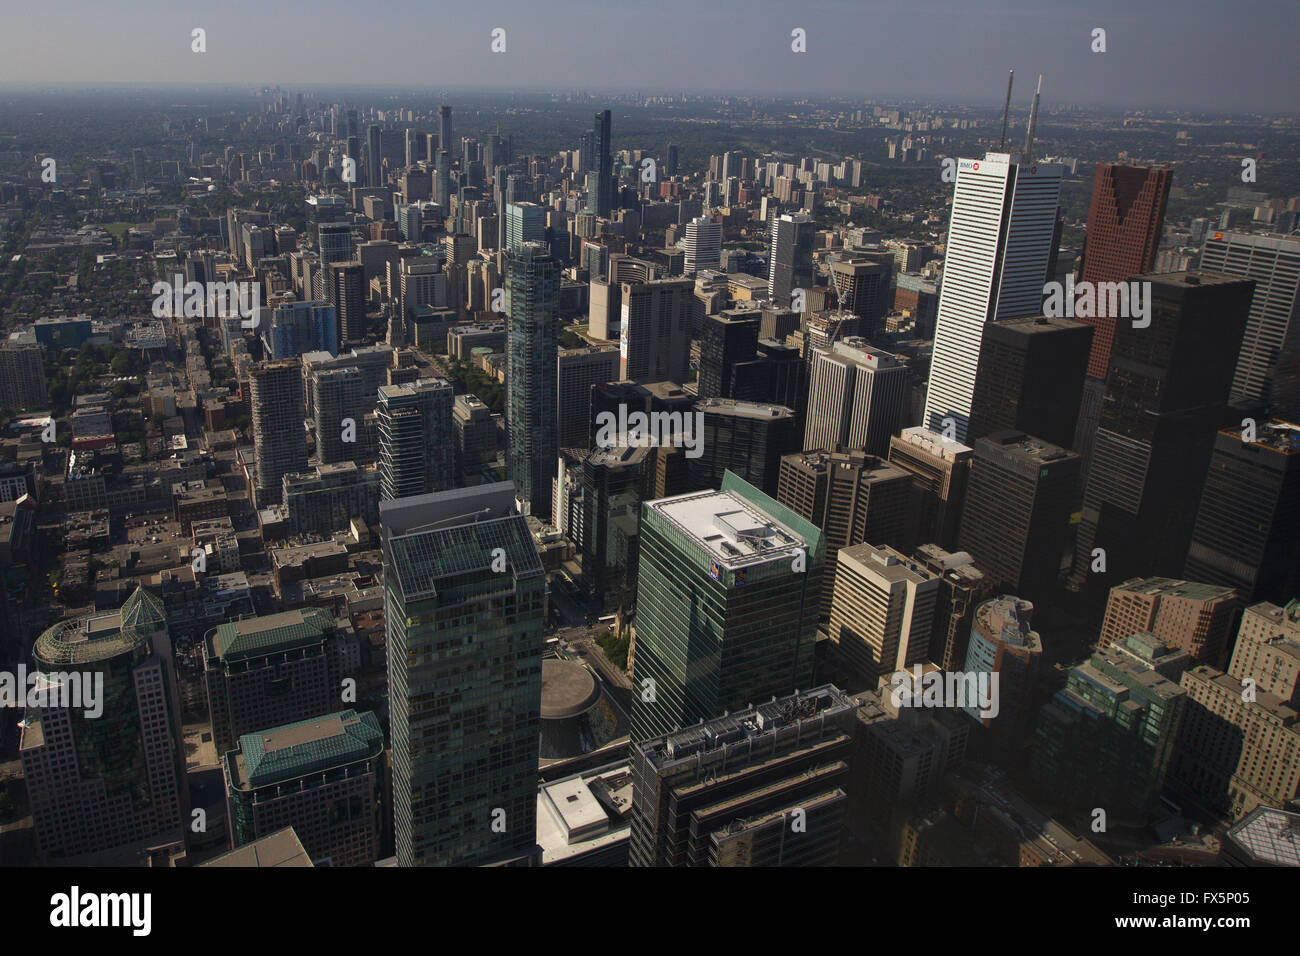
[236,710,383,789]
[120,586,167,633]
[208,607,335,662]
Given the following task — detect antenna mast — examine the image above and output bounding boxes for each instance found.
[1023,74,1042,162]
[998,69,1014,151]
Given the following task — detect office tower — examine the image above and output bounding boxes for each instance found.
[923,153,1063,442]
[405,128,425,167]
[592,109,614,218]
[894,272,941,338]
[590,381,696,448]
[589,255,655,341]
[888,427,972,552]
[961,595,1042,754]
[505,201,545,250]
[397,258,447,320]
[698,310,760,400]
[437,105,453,157]
[620,278,694,383]
[629,686,856,867]
[366,125,381,186]
[557,346,620,449]
[732,338,807,414]
[20,588,185,862]
[505,243,560,516]
[326,262,366,345]
[224,710,384,867]
[957,430,1079,599]
[381,483,544,866]
[264,301,338,359]
[453,393,496,474]
[0,340,49,410]
[776,449,912,618]
[318,222,353,266]
[1184,420,1300,603]
[682,216,722,275]
[665,143,678,178]
[803,339,909,457]
[282,462,381,537]
[1098,577,1240,666]
[913,544,995,671]
[828,252,893,337]
[1200,232,1300,407]
[829,543,939,686]
[1077,163,1173,379]
[1070,273,1254,593]
[203,607,352,756]
[1171,600,1300,820]
[690,398,800,497]
[311,365,371,465]
[376,379,456,501]
[630,472,824,742]
[250,360,309,508]
[434,149,451,211]
[581,443,653,610]
[967,315,1092,449]
[1029,633,1189,823]
[768,213,816,308]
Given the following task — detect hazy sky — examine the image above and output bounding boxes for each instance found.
[1,0,1296,112]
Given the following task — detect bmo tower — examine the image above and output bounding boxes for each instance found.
[923,153,1062,443]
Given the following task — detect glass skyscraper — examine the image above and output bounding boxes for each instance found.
[381,483,546,867]
[505,242,559,517]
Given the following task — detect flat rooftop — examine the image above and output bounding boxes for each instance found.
[649,488,806,571]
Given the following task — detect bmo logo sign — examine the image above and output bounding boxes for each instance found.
[960,159,979,172]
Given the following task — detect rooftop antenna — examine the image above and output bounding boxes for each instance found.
[998,69,1014,151]
[1023,74,1043,162]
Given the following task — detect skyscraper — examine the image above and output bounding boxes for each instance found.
[505,243,560,516]
[557,346,621,450]
[887,427,973,552]
[20,588,186,862]
[1070,273,1254,593]
[829,252,894,337]
[310,365,372,466]
[923,153,1063,442]
[957,430,1079,600]
[768,213,816,308]
[381,483,545,867]
[1199,231,1300,407]
[1184,420,1300,603]
[1098,577,1240,667]
[366,125,382,187]
[0,340,49,410]
[682,216,722,275]
[437,105,453,160]
[619,278,694,384]
[630,472,824,742]
[504,201,546,250]
[698,310,760,400]
[250,359,309,508]
[967,315,1092,450]
[803,338,910,457]
[376,379,456,501]
[435,149,451,212]
[592,109,614,218]
[961,595,1042,755]
[690,398,800,497]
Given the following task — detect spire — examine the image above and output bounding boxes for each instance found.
[1023,74,1043,163]
[998,69,1014,151]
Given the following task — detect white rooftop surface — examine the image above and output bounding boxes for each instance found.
[1228,808,1300,866]
[651,490,805,570]
[536,775,630,865]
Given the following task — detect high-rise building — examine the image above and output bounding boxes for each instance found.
[957,430,1080,599]
[434,149,451,212]
[888,427,973,552]
[591,110,614,218]
[961,595,1043,755]
[1029,633,1189,823]
[829,543,939,686]
[376,379,456,501]
[327,261,366,344]
[967,315,1092,450]
[318,222,353,266]
[282,462,381,537]
[630,473,824,742]
[1070,273,1254,593]
[311,366,372,465]
[505,201,546,251]
[1199,232,1300,408]
[619,278,693,384]
[581,443,653,611]
[0,340,49,410]
[505,243,560,516]
[690,398,800,497]
[437,105,453,159]
[250,360,309,508]
[557,346,621,450]
[366,125,382,187]
[698,310,760,400]
[829,252,893,336]
[923,153,1063,442]
[453,393,496,475]
[1098,577,1240,666]
[629,686,856,867]
[264,301,338,359]
[913,544,995,671]
[682,217,722,275]
[20,589,186,862]
[776,449,913,619]
[1184,420,1300,603]
[768,213,816,308]
[381,483,545,867]
[202,607,356,757]
[224,710,385,868]
[803,338,910,457]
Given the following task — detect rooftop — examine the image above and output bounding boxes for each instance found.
[649,487,806,571]
[230,709,384,790]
